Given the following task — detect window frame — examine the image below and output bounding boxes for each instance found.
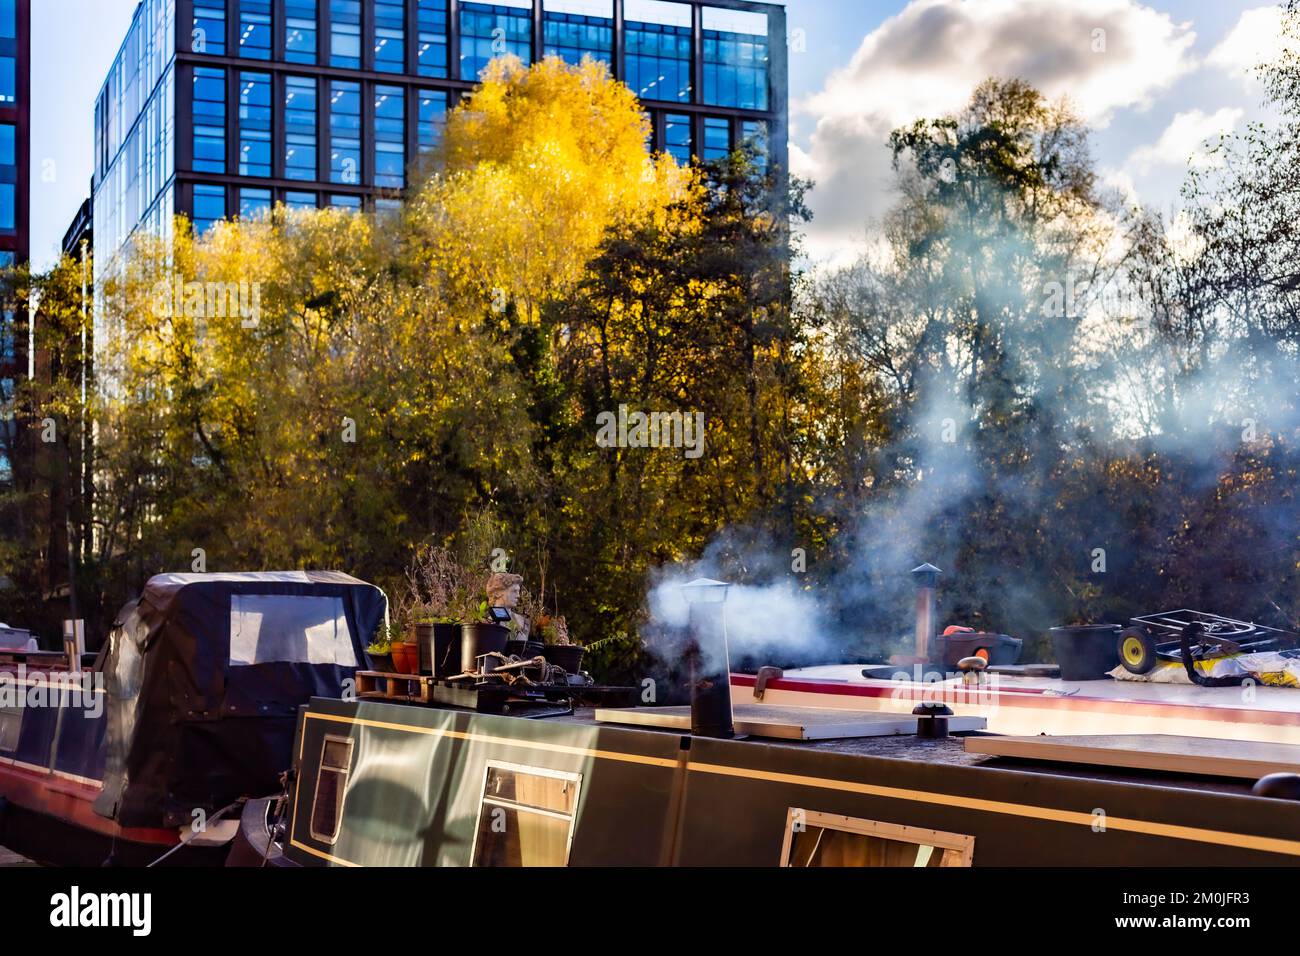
[469,760,583,867]
[779,808,974,867]
[308,733,355,845]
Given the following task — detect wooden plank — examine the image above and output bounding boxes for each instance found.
[595,704,985,740]
[964,734,1300,779]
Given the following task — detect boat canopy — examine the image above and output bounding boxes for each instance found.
[93,571,387,828]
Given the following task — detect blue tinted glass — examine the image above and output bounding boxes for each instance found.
[240,188,272,219]
[330,81,362,184]
[625,21,690,103]
[285,76,318,181]
[543,11,612,66]
[193,67,227,174]
[0,0,14,40]
[460,3,531,78]
[702,117,730,161]
[0,184,12,231]
[330,0,362,68]
[417,0,449,78]
[0,125,12,167]
[0,57,14,105]
[742,120,767,172]
[239,0,273,59]
[286,0,318,63]
[375,1,405,73]
[193,4,226,55]
[285,191,318,209]
[330,194,362,209]
[664,113,690,164]
[418,89,448,152]
[239,72,272,177]
[702,28,769,110]
[374,85,405,188]
[193,184,226,234]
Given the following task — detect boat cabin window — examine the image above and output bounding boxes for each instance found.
[0,704,20,752]
[229,594,358,667]
[780,809,974,867]
[471,762,583,867]
[309,735,355,844]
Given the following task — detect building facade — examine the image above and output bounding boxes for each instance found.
[91,0,787,270]
[0,0,28,487]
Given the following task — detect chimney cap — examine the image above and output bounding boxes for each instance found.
[680,578,731,604]
[911,563,942,584]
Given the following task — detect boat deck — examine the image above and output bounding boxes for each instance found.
[740,665,1300,746]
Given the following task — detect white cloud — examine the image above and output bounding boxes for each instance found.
[796,0,1198,263]
[1127,107,1242,174]
[1208,6,1291,79]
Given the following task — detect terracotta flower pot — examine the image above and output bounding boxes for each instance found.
[392,642,419,675]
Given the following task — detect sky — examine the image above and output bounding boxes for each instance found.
[28,0,1288,270]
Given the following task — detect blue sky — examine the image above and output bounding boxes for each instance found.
[29,1,1286,268]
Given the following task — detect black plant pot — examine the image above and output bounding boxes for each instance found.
[542,644,585,674]
[1050,625,1121,681]
[418,623,462,677]
[461,623,509,674]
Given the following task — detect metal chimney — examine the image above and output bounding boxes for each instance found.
[680,578,735,739]
[911,563,942,663]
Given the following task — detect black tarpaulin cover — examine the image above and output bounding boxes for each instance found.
[93,571,387,828]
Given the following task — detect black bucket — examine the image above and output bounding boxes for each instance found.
[461,623,509,673]
[542,644,585,674]
[1049,625,1121,681]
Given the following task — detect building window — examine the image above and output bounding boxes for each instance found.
[375,198,402,214]
[702,7,769,111]
[625,0,692,103]
[285,0,318,64]
[543,1,613,67]
[193,3,227,55]
[374,0,406,74]
[330,194,362,209]
[374,85,405,188]
[285,191,318,209]
[330,0,362,68]
[0,124,12,167]
[193,184,227,234]
[240,188,273,219]
[664,112,690,164]
[741,119,767,173]
[460,1,532,79]
[471,763,582,867]
[239,0,273,60]
[329,80,362,184]
[702,117,730,162]
[285,76,318,181]
[0,56,14,105]
[309,735,354,845]
[417,0,449,78]
[0,184,12,232]
[780,809,975,867]
[0,0,14,41]
[192,67,227,174]
[239,72,273,177]
[418,89,448,152]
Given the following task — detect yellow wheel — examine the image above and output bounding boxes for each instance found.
[1118,627,1158,674]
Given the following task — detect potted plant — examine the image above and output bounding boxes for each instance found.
[389,621,420,675]
[365,631,393,672]
[460,596,510,674]
[404,545,484,676]
[538,614,584,674]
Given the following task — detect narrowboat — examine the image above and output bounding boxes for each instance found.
[0,571,385,866]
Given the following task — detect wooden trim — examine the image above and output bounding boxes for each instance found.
[780,808,975,867]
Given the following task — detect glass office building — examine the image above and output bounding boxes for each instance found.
[92,0,787,272]
[0,0,27,486]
